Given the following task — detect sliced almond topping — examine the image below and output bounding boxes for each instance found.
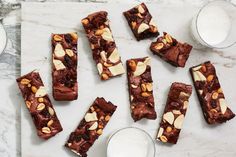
[144,57,151,66]
[174,114,185,129]
[54,43,66,57]
[163,112,174,125]
[193,71,207,81]
[183,101,189,109]
[108,48,120,63]
[101,28,114,42]
[97,63,103,75]
[219,98,228,114]
[53,59,66,70]
[88,122,98,130]
[137,23,150,34]
[157,127,164,138]
[138,5,145,14]
[35,86,47,98]
[133,62,146,76]
[149,19,156,27]
[108,63,125,76]
[100,51,107,62]
[85,112,98,122]
[66,49,74,57]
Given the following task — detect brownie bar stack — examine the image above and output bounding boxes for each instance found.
[16,71,63,139]
[123,3,159,41]
[156,82,192,144]
[126,57,157,121]
[150,32,192,67]
[52,33,78,101]
[82,11,125,80]
[65,97,117,157]
[190,61,235,124]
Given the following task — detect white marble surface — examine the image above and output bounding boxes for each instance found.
[20,1,236,157]
[0,0,236,157]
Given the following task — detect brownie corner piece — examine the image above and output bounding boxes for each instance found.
[65,97,117,157]
[16,71,63,140]
[123,3,159,41]
[52,32,78,101]
[126,57,157,121]
[150,32,192,67]
[156,82,192,144]
[190,61,235,124]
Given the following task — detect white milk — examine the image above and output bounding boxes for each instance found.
[192,6,231,46]
[0,24,7,54]
[107,128,153,157]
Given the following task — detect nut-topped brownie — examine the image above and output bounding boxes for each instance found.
[52,32,78,101]
[190,61,235,124]
[156,82,192,144]
[123,3,159,41]
[126,57,157,121]
[16,71,63,139]
[150,32,192,67]
[65,97,117,157]
[81,11,125,80]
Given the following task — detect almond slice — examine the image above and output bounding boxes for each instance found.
[108,63,125,76]
[133,62,146,77]
[108,48,120,63]
[35,86,47,97]
[54,43,66,57]
[219,98,228,114]
[163,112,174,125]
[174,114,185,129]
[137,23,150,34]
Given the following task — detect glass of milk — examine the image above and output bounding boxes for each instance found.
[107,127,155,157]
[191,0,236,49]
[0,23,7,55]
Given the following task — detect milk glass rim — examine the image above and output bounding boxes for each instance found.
[195,0,236,49]
[0,23,8,54]
[107,127,156,157]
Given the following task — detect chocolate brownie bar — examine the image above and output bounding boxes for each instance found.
[190,61,235,124]
[123,3,159,41]
[65,97,117,157]
[81,11,125,80]
[16,71,63,139]
[150,32,192,67]
[126,57,157,121]
[156,82,192,144]
[52,32,78,101]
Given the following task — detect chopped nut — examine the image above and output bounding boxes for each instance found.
[192,65,202,71]
[154,43,164,50]
[54,43,66,57]
[137,23,150,34]
[131,84,138,88]
[137,5,145,13]
[88,122,98,130]
[101,28,114,42]
[105,115,111,121]
[99,116,104,121]
[53,59,66,70]
[37,103,45,111]
[141,92,150,97]
[198,90,203,95]
[66,49,74,57]
[160,135,168,142]
[90,107,95,112]
[70,32,78,40]
[141,83,146,92]
[108,48,120,63]
[131,21,137,29]
[179,92,190,98]
[207,75,214,82]
[219,98,228,114]
[97,129,103,135]
[157,127,164,138]
[165,34,172,43]
[102,73,109,80]
[163,112,174,125]
[149,19,157,27]
[95,29,104,36]
[42,127,51,134]
[210,109,218,113]
[174,114,184,129]
[38,97,44,103]
[166,126,172,133]
[53,34,63,41]
[47,120,54,127]
[97,63,103,75]
[131,105,135,109]
[133,62,147,77]
[201,65,207,72]
[27,84,31,88]
[85,112,98,122]
[100,51,107,62]
[82,18,89,25]
[218,88,223,93]
[137,13,143,18]
[130,95,134,101]
[108,63,125,76]
[31,86,37,93]
[193,71,207,81]
[212,92,218,100]
[48,107,54,116]
[25,101,31,109]
[104,62,113,67]
[128,60,136,71]
[172,110,181,115]
[146,83,153,91]
[20,78,31,85]
[183,101,189,109]
[35,86,47,97]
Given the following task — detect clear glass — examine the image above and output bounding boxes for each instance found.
[0,23,7,55]
[107,127,155,157]
[191,0,236,49]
